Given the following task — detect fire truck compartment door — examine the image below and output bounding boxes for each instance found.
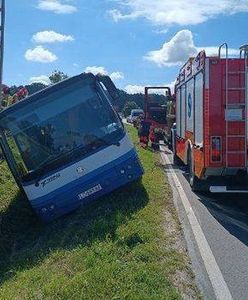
[195,72,203,145]
[186,79,194,133]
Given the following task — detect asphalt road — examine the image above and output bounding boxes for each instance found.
[161,148,248,300]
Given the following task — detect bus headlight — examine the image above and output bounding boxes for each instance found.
[41,205,55,214]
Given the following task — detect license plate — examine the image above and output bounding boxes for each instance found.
[78,184,102,200]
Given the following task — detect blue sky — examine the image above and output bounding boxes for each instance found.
[4,0,248,93]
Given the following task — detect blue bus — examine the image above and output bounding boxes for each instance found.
[0,73,143,222]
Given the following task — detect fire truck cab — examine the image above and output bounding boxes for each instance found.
[172,43,248,192]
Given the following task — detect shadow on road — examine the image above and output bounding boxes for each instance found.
[196,192,248,246]
[162,153,248,247]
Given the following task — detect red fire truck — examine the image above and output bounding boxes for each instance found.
[139,87,175,149]
[172,43,248,192]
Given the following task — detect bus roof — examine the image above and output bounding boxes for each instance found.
[0,72,96,118]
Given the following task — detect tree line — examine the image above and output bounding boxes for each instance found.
[5,70,167,117]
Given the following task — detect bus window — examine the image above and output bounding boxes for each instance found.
[0,80,123,181]
[6,133,28,176]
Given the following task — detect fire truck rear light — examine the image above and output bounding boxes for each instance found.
[211,137,222,162]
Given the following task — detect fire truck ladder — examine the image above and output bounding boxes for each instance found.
[219,43,247,169]
[0,0,5,109]
[240,45,248,168]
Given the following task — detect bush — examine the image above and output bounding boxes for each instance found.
[122,101,140,117]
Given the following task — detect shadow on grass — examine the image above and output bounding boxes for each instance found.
[0,179,148,285]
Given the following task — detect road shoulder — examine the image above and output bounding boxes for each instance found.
[160,148,233,300]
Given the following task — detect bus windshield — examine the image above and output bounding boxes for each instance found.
[0,78,123,180]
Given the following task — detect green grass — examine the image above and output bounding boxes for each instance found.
[0,126,198,299]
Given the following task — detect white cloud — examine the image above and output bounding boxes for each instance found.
[33,31,74,43]
[84,66,124,81]
[154,28,168,35]
[109,9,139,22]
[30,75,50,85]
[145,30,239,67]
[196,46,239,57]
[85,66,108,75]
[166,80,176,94]
[109,0,248,26]
[25,46,58,63]
[145,30,197,67]
[124,82,175,94]
[37,0,77,14]
[110,72,124,81]
[125,85,145,94]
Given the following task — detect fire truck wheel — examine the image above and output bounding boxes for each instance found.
[173,153,183,166]
[168,132,173,150]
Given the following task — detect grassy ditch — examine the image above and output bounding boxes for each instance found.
[0,125,199,299]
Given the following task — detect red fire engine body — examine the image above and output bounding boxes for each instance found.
[139,87,175,149]
[173,44,248,192]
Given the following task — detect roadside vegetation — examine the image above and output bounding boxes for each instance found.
[0,125,199,299]
[3,70,166,114]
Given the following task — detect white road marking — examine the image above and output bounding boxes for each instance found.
[161,152,233,300]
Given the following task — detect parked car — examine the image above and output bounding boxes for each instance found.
[127,109,144,124]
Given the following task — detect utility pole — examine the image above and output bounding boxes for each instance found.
[0,0,5,109]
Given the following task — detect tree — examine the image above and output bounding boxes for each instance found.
[26,82,47,95]
[49,70,69,84]
[122,101,139,117]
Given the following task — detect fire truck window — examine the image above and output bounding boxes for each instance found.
[195,72,203,145]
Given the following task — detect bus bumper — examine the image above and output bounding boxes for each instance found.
[31,153,144,222]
